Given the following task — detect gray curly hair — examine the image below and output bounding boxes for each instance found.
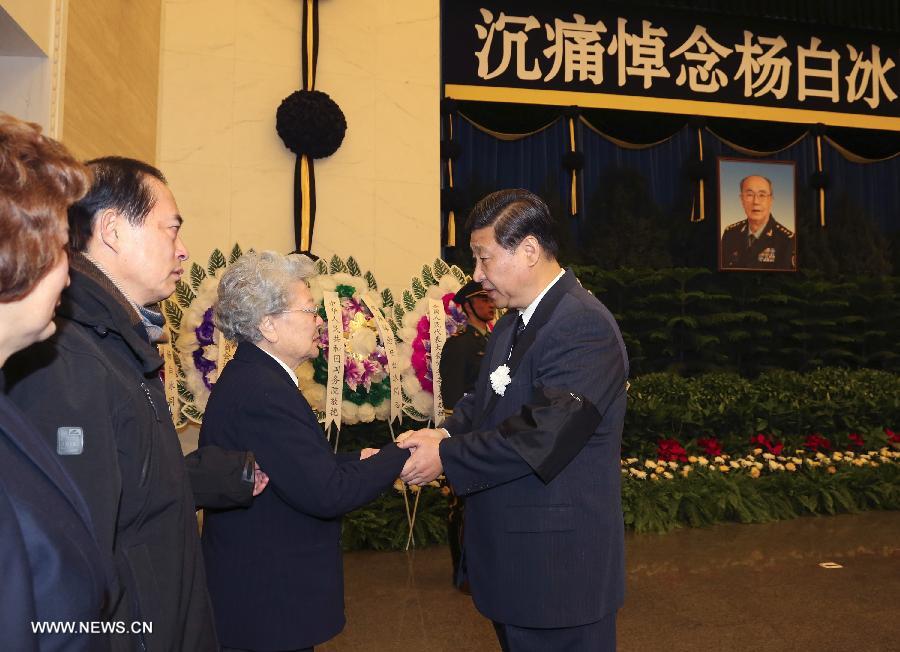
[215,250,318,343]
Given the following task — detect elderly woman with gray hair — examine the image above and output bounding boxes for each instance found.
[199,251,409,652]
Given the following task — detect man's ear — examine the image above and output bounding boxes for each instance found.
[258,315,278,344]
[520,235,541,267]
[96,209,123,252]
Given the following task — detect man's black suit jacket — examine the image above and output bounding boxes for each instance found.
[199,342,408,650]
[440,269,629,629]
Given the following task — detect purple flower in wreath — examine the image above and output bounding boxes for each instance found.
[192,348,217,390]
[195,307,216,345]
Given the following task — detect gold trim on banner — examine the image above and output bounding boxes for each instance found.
[824,136,900,163]
[447,211,456,246]
[816,135,826,228]
[445,84,900,132]
[697,128,705,222]
[709,128,809,157]
[446,113,456,246]
[305,0,315,90]
[568,117,577,215]
[579,116,676,149]
[300,155,311,251]
[458,111,560,140]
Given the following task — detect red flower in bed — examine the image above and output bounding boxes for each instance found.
[804,433,832,452]
[750,433,783,456]
[696,437,723,457]
[657,438,688,463]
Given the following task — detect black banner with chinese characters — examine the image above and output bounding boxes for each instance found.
[442,1,900,130]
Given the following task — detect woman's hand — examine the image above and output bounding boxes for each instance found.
[360,448,380,460]
[252,462,270,496]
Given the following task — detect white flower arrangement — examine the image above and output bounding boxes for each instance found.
[387,259,470,422]
[489,364,512,396]
[296,255,391,426]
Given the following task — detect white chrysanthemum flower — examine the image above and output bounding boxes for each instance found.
[349,328,377,357]
[411,390,433,415]
[331,272,355,286]
[489,364,511,396]
[398,327,418,343]
[426,286,445,300]
[438,275,461,292]
[400,373,421,396]
[341,401,359,424]
[357,403,376,423]
[296,361,315,382]
[374,399,390,421]
[318,276,337,292]
[402,311,422,330]
[395,343,413,372]
[301,383,325,409]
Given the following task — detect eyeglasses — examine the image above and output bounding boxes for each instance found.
[278,307,319,315]
[741,191,771,200]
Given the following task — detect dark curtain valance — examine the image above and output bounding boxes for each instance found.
[454,101,900,161]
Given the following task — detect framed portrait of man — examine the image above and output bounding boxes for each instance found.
[717,158,798,272]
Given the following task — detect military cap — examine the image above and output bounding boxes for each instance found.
[453,280,488,305]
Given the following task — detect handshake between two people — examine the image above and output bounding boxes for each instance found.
[358,428,449,487]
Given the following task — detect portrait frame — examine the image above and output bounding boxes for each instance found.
[717,157,798,273]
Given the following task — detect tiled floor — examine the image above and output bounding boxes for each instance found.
[320,511,900,651]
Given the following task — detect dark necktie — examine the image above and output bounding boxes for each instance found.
[507,314,525,360]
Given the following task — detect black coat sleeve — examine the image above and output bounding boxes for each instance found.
[184,446,254,509]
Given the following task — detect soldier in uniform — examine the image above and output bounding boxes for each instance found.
[440,280,496,409]
[721,174,796,271]
[439,280,495,590]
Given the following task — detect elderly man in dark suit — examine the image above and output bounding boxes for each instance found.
[200,250,409,651]
[399,189,629,651]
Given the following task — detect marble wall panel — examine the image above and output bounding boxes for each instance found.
[63,0,161,162]
[158,0,439,292]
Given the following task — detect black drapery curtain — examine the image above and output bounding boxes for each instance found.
[446,101,900,273]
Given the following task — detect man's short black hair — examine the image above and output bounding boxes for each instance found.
[465,189,559,259]
[68,156,167,252]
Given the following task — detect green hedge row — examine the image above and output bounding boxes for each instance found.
[626,367,900,456]
[573,266,900,376]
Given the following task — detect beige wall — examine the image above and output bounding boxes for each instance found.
[0,0,53,54]
[0,0,59,133]
[157,0,440,290]
[62,0,161,162]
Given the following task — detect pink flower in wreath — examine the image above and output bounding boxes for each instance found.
[344,358,364,391]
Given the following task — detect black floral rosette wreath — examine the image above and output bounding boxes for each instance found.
[276,0,347,254]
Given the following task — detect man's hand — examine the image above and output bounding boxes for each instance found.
[398,429,448,485]
[395,430,416,444]
[252,462,270,497]
[360,448,380,460]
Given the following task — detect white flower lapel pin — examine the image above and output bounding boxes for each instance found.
[489,364,511,396]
